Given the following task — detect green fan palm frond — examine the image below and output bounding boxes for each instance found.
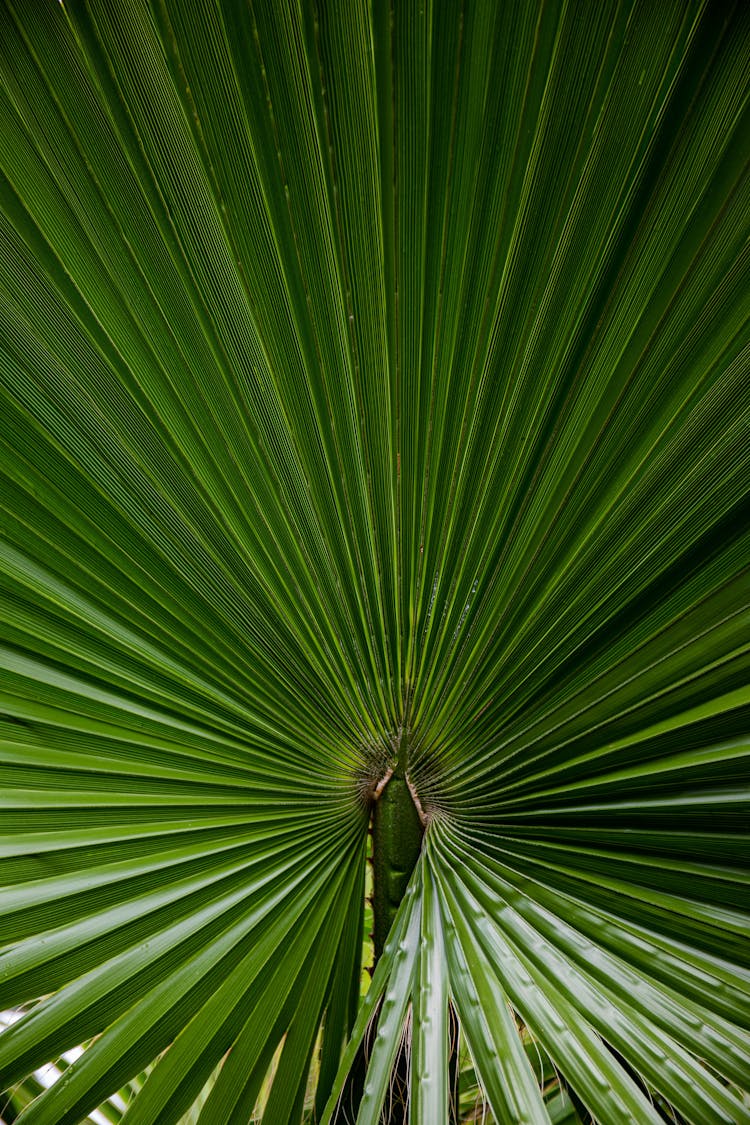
[0,1,748,1123]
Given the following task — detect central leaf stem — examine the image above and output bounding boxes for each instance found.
[372,726,424,960]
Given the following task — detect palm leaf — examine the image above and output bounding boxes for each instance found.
[0,1,748,1123]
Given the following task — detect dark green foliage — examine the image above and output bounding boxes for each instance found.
[0,1,748,1123]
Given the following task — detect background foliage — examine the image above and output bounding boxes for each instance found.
[0,1,748,1122]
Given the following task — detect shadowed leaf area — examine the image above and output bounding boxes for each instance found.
[0,1,748,1123]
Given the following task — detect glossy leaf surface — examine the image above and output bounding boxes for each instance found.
[0,2,749,1123]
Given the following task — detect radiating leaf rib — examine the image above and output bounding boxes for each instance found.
[433,858,550,1125]
[120,851,362,1125]
[443,829,750,1086]
[353,874,421,1125]
[410,859,449,1125]
[439,841,748,1124]
[436,860,665,1125]
[318,877,419,1125]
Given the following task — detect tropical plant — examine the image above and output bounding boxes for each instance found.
[0,1,748,1123]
